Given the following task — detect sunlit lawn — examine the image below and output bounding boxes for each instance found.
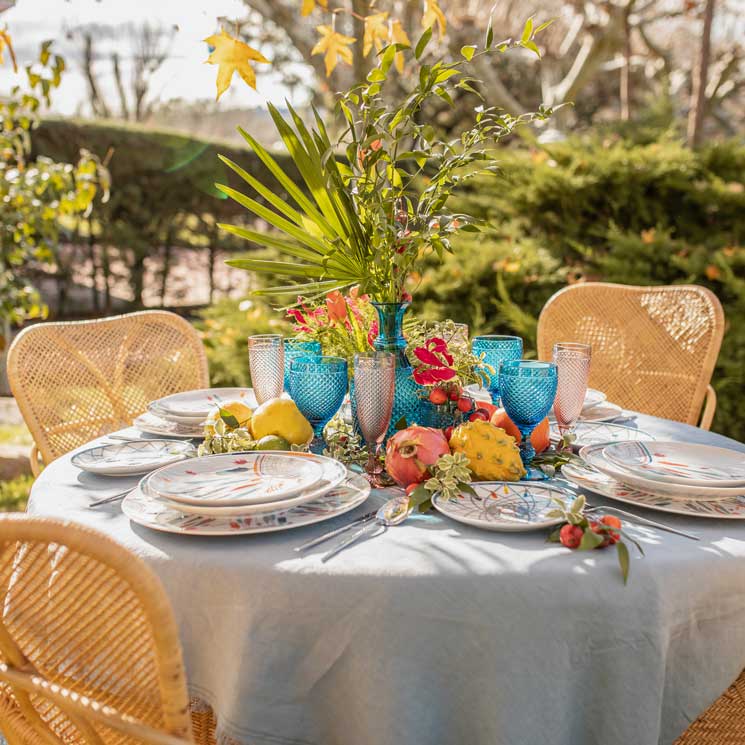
[0,420,33,512]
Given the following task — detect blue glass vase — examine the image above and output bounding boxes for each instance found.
[372,301,421,436]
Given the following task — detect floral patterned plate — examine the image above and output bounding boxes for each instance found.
[551,421,654,449]
[147,452,332,507]
[432,481,573,532]
[72,440,195,476]
[140,456,348,516]
[561,459,745,519]
[122,472,370,536]
[133,412,204,439]
[153,388,257,418]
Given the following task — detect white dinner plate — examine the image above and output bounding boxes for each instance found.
[140,456,348,516]
[579,443,745,500]
[153,388,257,418]
[146,403,208,426]
[603,441,745,488]
[72,440,196,476]
[550,401,624,424]
[561,460,745,519]
[583,388,607,409]
[147,452,332,507]
[133,412,204,439]
[432,481,572,532]
[122,472,370,536]
[551,421,654,449]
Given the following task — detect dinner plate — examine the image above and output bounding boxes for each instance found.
[603,441,745,487]
[583,388,607,409]
[133,412,204,439]
[579,443,745,500]
[561,460,745,519]
[147,452,331,507]
[146,403,208,426]
[432,481,572,532]
[154,388,257,418]
[140,456,348,516]
[122,472,370,536]
[72,440,195,476]
[551,421,654,449]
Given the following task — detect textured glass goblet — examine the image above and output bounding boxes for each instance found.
[353,352,396,485]
[288,356,348,454]
[500,360,558,480]
[283,339,322,392]
[248,335,284,405]
[471,335,523,405]
[552,342,591,443]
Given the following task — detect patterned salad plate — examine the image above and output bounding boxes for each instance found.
[140,456,348,516]
[550,401,624,424]
[133,412,204,439]
[122,472,370,536]
[578,443,745,500]
[152,388,257,418]
[603,441,745,488]
[72,440,195,476]
[551,421,654,449]
[432,481,572,532]
[561,459,745,519]
[147,452,343,507]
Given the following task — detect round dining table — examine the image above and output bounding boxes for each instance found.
[27,413,745,745]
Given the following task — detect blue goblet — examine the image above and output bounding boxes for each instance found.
[288,356,348,453]
[283,339,321,392]
[471,335,523,406]
[500,360,558,480]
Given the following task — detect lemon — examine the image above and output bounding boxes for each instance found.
[255,435,291,451]
[250,398,314,446]
[204,399,254,434]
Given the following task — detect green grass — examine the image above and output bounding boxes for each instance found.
[0,422,33,446]
[0,475,31,512]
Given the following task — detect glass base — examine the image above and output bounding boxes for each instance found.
[521,466,549,481]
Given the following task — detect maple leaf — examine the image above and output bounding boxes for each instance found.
[301,0,328,17]
[312,25,356,76]
[0,27,18,73]
[422,0,447,36]
[390,20,411,73]
[363,12,389,56]
[203,29,269,101]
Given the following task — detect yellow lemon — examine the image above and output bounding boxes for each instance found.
[204,399,254,434]
[250,398,314,446]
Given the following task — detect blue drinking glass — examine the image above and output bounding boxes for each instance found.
[288,356,348,453]
[471,335,523,405]
[500,360,558,480]
[283,339,322,392]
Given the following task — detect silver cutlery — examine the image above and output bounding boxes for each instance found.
[322,496,410,562]
[88,489,133,507]
[295,510,377,552]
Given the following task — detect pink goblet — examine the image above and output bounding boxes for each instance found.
[552,342,591,442]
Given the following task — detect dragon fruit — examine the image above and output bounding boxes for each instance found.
[385,425,451,487]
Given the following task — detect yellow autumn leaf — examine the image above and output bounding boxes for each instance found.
[390,20,411,73]
[363,12,389,56]
[422,0,447,36]
[204,29,270,101]
[312,25,356,76]
[0,27,18,73]
[301,0,328,17]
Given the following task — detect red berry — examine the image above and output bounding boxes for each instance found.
[559,524,584,550]
[449,387,461,401]
[444,426,454,441]
[469,408,490,422]
[405,483,418,496]
[600,515,622,544]
[429,387,448,405]
[456,397,472,413]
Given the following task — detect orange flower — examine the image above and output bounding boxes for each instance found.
[705,264,721,280]
[325,290,348,322]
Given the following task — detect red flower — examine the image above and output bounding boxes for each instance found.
[412,336,457,386]
[325,291,347,322]
[367,320,379,348]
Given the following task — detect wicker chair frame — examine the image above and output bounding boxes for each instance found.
[537,283,724,429]
[7,311,209,474]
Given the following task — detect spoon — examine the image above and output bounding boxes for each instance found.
[321,496,410,562]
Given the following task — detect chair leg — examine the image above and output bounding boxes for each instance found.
[699,384,717,431]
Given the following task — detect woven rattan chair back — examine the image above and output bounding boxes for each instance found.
[7,311,209,469]
[0,513,193,745]
[537,283,724,427]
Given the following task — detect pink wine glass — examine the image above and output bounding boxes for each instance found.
[552,342,591,442]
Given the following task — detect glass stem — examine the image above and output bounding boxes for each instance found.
[518,426,536,466]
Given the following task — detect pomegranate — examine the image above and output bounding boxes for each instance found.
[385,425,451,487]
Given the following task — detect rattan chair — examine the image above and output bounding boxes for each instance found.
[0,513,193,745]
[536,283,724,429]
[7,311,209,475]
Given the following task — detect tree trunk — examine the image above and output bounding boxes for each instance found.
[111,52,130,120]
[87,219,100,313]
[160,238,172,306]
[130,250,147,308]
[102,244,112,313]
[82,32,111,118]
[687,0,716,148]
[620,5,632,121]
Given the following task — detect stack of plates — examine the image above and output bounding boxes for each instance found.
[135,387,257,438]
[122,451,370,536]
[562,440,745,519]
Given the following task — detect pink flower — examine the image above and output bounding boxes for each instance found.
[325,291,347,322]
[401,291,413,303]
[367,320,379,347]
[412,336,457,386]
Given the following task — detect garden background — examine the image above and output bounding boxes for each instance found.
[1,0,744,508]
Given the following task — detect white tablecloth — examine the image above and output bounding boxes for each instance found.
[27,414,745,745]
